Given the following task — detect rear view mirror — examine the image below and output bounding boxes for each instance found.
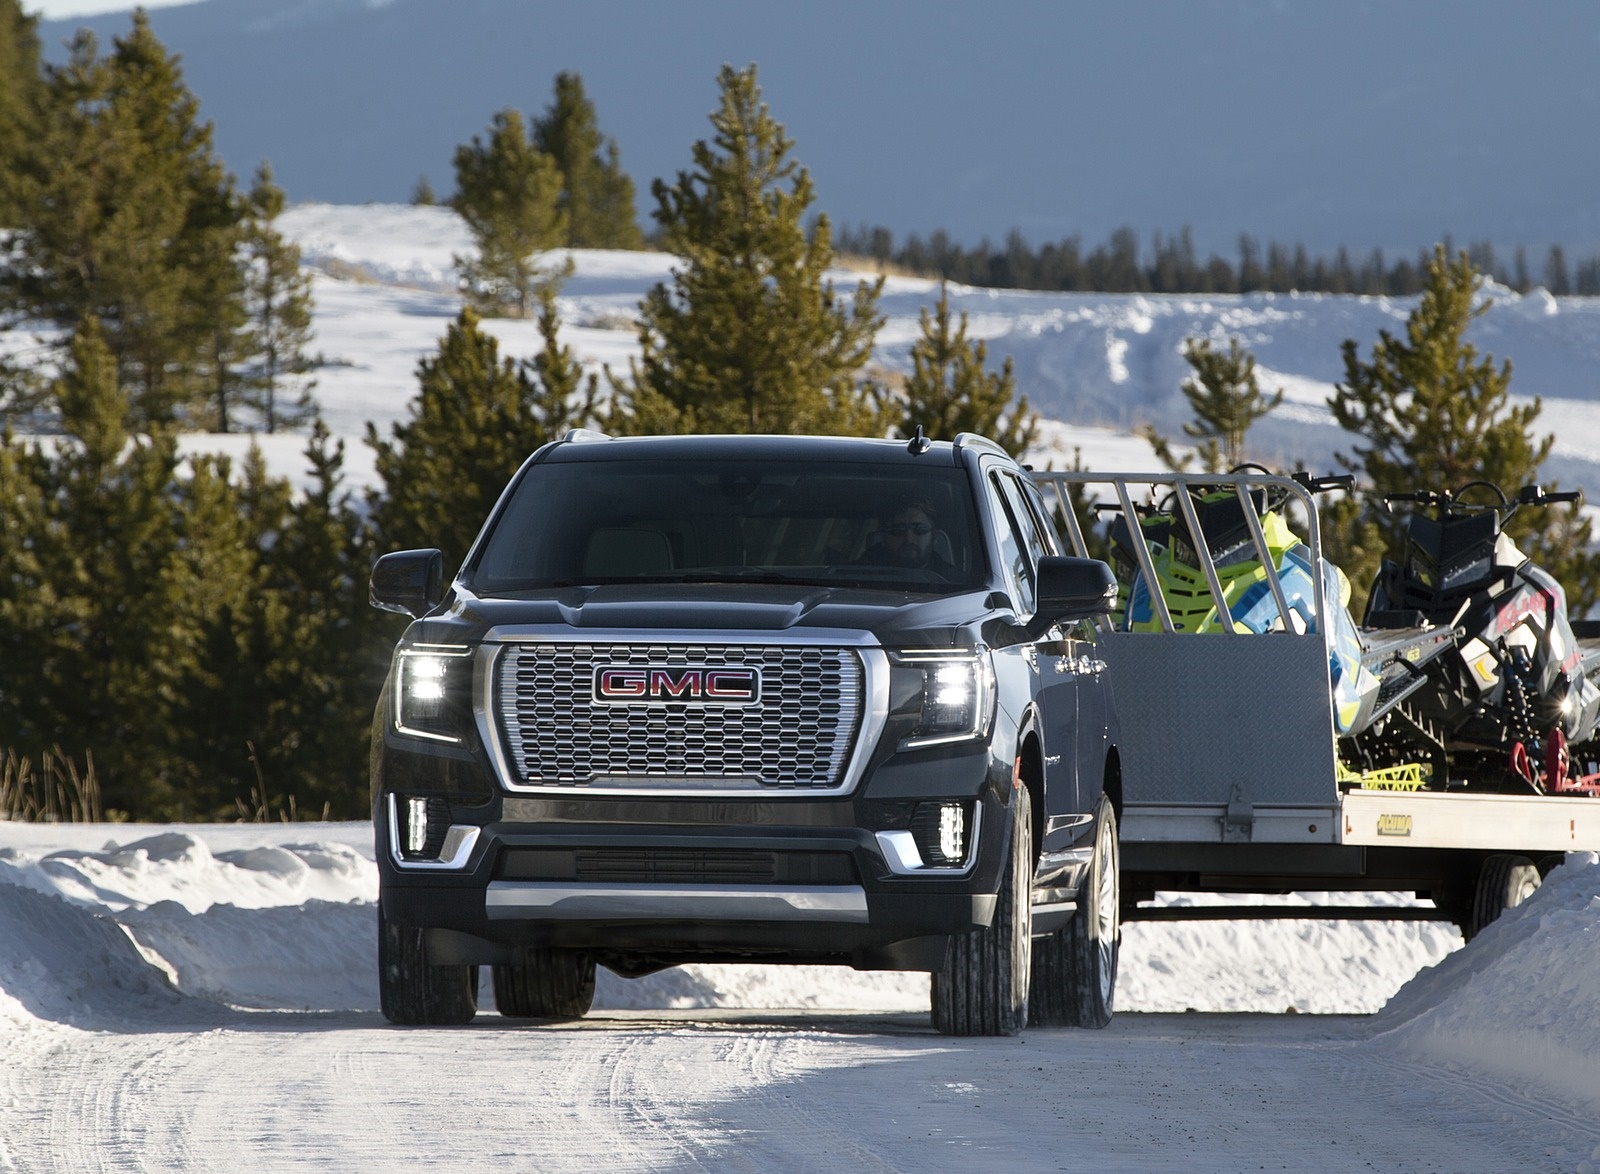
[371,549,445,618]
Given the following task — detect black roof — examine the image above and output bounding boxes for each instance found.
[539,432,1009,468]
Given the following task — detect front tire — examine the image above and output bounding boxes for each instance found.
[493,949,597,1020]
[932,787,1032,1037]
[378,903,479,1026]
[1030,795,1119,1028]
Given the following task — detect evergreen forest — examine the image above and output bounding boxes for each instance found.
[0,4,1594,820]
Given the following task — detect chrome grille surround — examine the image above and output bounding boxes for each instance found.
[478,627,888,797]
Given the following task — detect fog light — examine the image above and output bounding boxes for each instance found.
[939,803,965,861]
[396,793,450,861]
[910,801,971,866]
[406,796,429,855]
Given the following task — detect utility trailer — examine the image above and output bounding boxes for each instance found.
[1030,470,1600,938]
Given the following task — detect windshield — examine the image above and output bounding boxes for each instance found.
[468,457,987,594]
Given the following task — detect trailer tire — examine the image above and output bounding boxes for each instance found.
[1467,854,1540,940]
[932,788,1032,1037]
[1029,795,1119,1028]
[493,949,596,1020]
[378,904,479,1026]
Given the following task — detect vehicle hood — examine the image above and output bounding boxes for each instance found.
[408,583,1005,650]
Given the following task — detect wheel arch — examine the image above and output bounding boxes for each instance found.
[1102,745,1123,825]
[1016,721,1046,871]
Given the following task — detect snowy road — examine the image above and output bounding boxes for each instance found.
[3,827,1596,1172]
[6,1006,1591,1173]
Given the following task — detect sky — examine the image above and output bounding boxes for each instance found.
[27,0,1600,261]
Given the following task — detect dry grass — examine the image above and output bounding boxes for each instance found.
[0,746,103,823]
[233,742,332,823]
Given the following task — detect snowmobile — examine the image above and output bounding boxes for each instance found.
[1108,469,1458,745]
[1364,482,1600,795]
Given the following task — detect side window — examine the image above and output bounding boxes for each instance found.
[998,470,1054,566]
[985,469,1037,614]
[1019,477,1066,556]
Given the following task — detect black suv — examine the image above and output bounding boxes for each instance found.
[370,431,1122,1036]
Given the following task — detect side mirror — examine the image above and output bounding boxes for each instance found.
[370,549,445,618]
[1031,556,1118,635]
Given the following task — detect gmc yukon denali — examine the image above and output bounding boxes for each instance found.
[369,430,1123,1036]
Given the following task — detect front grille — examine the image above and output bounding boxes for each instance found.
[496,642,864,792]
[495,847,858,885]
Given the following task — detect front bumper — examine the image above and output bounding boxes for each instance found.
[376,748,1016,971]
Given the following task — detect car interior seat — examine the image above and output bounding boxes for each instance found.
[582,527,673,577]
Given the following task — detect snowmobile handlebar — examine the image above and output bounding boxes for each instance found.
[1291,472,1355,495]
[1514,485,1583,508]
[1383,483,1584,514]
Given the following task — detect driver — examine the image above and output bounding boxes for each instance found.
[875,495,956,575]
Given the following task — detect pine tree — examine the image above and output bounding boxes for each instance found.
[452,108,569,318]
[24,318,192,814]
[526,282,601,435]
[155,449,272,815]
[610,64,884,437]
[367,302,598,571]
[532,72,643,250]
[241,162,318,433]
[1545,245,1571,296]
[1141,336,1284,472]
[0,317,373,818]
[895,282,1037,458]
[0,431,63,758]
[1326,246,1600,612]
[258,422,386,816]
[2,14,245,427]
[0,0,42,227]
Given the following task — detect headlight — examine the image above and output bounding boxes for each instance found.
[891,651,996,749]
[394,645,475,743]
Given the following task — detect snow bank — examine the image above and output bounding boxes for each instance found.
[0,880,199,1028]
[0,825,377,1015]
[1370,852,1600,1117]
[0,821,1461,1020]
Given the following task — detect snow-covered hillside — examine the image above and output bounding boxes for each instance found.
[258,203,1600,502]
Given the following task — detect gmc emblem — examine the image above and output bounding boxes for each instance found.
[593,665,761,704]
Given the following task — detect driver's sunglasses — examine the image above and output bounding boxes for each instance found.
[884,522,932,536]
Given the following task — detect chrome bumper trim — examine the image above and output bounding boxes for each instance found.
[484,882,870,922]
[873,804,982,876]
[386,793,481,870]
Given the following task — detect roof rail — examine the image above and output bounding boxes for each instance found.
[951,432,1008,459]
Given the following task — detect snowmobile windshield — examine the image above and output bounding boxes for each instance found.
[1406,510,1498,592]
[467,457,989,595]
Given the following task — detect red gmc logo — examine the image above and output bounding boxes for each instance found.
[593,665,761,704]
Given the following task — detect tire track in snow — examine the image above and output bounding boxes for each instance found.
[1358,1037,1600,1171]
[589,1023,912,1173]
[1,1010,1582,1173]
